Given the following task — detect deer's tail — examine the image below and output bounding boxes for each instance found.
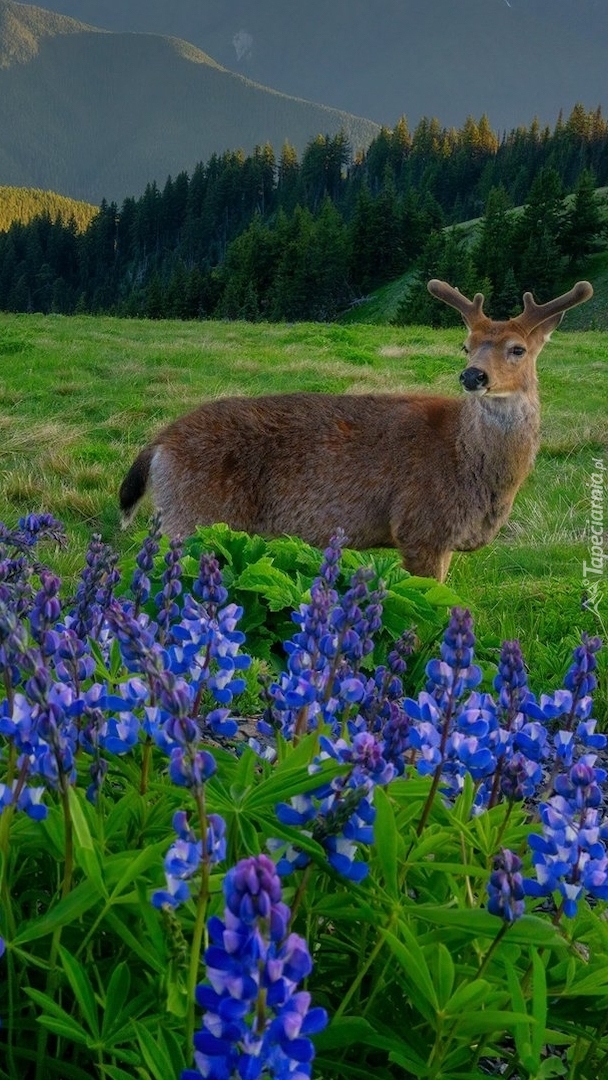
[119,446,154,527]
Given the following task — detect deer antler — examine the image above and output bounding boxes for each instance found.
[427,280,487,329]
[516,281,594,334]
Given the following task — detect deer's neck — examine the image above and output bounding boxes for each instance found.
[459,390,541,484]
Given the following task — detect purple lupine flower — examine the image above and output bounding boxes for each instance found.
[524,758,608,918]
[493,639,530,720]
[184,854,327,1080]
[170,564,250,714]
[130,515,162,613]
[487,848,525,923]
[29,571,62,659]
[155,536,183,644]
[68,534,120,640]
[152,811,227,911]
[540,634,602,727]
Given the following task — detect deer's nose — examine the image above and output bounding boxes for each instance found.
[460,367,489,392]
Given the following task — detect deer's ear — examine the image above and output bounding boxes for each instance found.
[536,311,565,340]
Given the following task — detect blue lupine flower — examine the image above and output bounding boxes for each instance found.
[152,811,226,911]
[524,758,608,917]
[487,848,525,923]
[184,854,327,1080]
[68,534,120,641]
[130,515,162,612]
[155,536,184,644]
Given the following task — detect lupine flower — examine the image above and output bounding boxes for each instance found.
[155,536,184,644]
[487,848,525,923]
[525,758,608,918]
[68,534,120,640]
[184,854,327,1080]
[130,515,162,612]
[152,810,227,910]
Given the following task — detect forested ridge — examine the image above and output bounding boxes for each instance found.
[0,105,607,323]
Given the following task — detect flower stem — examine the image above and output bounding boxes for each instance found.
[185,785,212,1053]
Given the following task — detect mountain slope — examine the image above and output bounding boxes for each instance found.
[0,0,379,204]
[28,0,608,131]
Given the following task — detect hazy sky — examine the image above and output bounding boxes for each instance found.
[28,0,608,130]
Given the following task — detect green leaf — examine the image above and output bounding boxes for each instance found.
[530,948,548,1063]
[506,960,533,1065]
[25,988,90,1045]
[68,787,106,896]
[35,1016,92,1047]
[234,557,303,611]
[455,1009,535,1036]
[371,786,400,898]
[134,1021,181,1080]
[58,945,100,1038]
[14,879,102,944]
[103,909,166,975]
[414,907,566,947]
[430,942,455,1008]
[445,978,491,1016]
[384,926,439,1016]
[100,962,131,1041]
[423,583,464,607]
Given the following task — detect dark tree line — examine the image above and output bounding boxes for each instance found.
[0,105,607,322]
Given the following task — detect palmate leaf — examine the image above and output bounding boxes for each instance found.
[24,987,90,1046]
[233,556,304,611]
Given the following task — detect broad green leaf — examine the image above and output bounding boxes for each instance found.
[102,1068,139,1080]
[423,583,464,607]
[68,788,106,896]
[385,926,439,1015]
[103,909,166,974]
[530,948,548,1063]
[101,962,131,1040]
[455,1009,536,1036]
[58,945,100,1038]
[445,978,491,1016]
[371,786,400,897]
[414,906,566,947]
[430,942,455,1008]
[134,1021,179,1080]
[242,757,346,810]
[35,1016,92,1047]
[107,840,168,899]
[14,879,102,944]
[506,960,533,1065]
[25,988,89,1046]
[234,557,303,611]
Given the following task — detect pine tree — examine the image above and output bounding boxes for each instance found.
[560,170,607,267]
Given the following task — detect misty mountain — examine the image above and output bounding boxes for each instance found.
[29,0,608,131]
[0,0,379,204]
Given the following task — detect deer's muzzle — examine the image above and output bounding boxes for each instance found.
[460,367,489,392]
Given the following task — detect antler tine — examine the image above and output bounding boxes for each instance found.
[518,281,593,333]
[427,279,487,329]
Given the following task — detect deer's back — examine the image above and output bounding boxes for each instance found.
[149,391,462,544]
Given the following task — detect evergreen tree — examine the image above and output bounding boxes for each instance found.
[394,228,482,327]
[560,169,607,267]
[473,185,516,317]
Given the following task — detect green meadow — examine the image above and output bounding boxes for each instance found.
[1,312,606,709]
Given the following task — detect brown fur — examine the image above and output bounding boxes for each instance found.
[119,279,593,581]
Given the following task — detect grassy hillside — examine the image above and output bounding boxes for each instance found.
[0,0,379,204]
[0,312,605,711]
[0,184,98,230]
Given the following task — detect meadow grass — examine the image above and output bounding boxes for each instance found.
[1,311,606,710]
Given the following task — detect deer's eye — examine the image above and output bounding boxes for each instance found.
[510,345,526,358]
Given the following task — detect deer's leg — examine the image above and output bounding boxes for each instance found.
[398,547,452,583]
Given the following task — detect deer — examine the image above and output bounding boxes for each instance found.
[119,279,593,582]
